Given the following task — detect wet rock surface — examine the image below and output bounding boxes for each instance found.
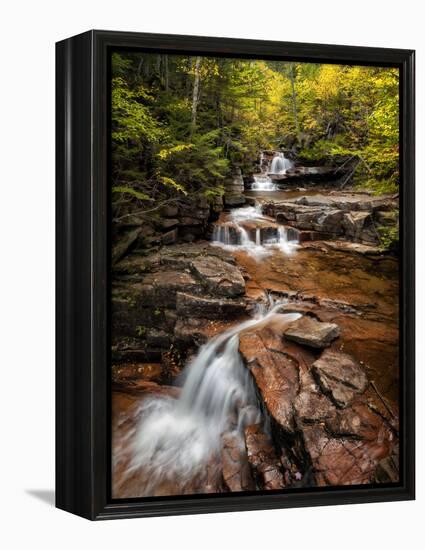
[284,316,340,349]
[238,322,397,488]
[245,424,286,490]
[239,328,299,434]
[312,349,368,407]
[221,432,255,492]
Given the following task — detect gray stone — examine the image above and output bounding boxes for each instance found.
[343,211,375,242]
[160,204,179,217]
[138,271,200,307]
[284,316,340,349]
[224,195,246,207]
[161,228,178,245]
[176,292,247,319]
[145,329,171,348]
[160,218,179,230]
[112,228,142,264]
[190,256,245,297]
[178,216,204,226]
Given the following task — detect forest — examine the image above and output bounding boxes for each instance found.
[111,52,399,244]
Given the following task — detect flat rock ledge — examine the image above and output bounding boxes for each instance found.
[261,193,398,245]
[283,315,340,348]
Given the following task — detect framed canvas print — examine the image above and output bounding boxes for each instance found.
[56,30,415,520]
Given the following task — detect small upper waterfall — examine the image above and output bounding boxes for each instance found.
[119,300,301,495]
[270,152,294,174]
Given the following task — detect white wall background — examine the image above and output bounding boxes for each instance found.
[0,0,422,548]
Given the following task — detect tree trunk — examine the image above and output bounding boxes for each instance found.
[136,57,144,79]
[190,56,202,138]
[288,63,301,144]
[164,55,169,92]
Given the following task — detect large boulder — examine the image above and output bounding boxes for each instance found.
[312,349,368,407]
[283,316,340,349]
[239,328,299,434]
[190,256,246,297]
[138,270,201,307]
[295,194,397,213]
[343,211,377,243]
[272,202,344,234]
[223,169,246,208]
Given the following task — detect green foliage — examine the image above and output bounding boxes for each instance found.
[377,220,399,251]
[135,325,146,337]
[112,186,152,202]
[296,65,399,192]
[110,52,399,224]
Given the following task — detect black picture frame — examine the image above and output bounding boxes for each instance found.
[56,29,415,520]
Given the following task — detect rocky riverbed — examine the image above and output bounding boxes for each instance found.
[111,185,400,498]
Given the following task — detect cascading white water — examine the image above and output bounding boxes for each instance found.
[255,228,261,246]
[212,224,232,245]
[251,174,277,191]
[270,152,294,174]
[121,301,301,495]
[277,226,293,254]
[212,204,299,258]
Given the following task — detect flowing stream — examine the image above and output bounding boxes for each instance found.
[122,301,301,495]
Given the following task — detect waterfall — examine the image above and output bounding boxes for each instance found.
[212,224,232,245]
[121,302,301,495]
[277,226,293,254]
[255,228,261,246]
[270,152,294,174]
[212,204,299,258]
[251,174,277,191]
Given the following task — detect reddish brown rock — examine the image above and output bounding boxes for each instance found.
[112,362,163,385]
[312,349,368,407]
[325,400,387,440]
[301,403,394,486]
[112,377,180,398]
[244,424,286,490]
[221,432,255,492]
[295,387,336,423]
[284,315,340,349]
[239,328,299,433]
